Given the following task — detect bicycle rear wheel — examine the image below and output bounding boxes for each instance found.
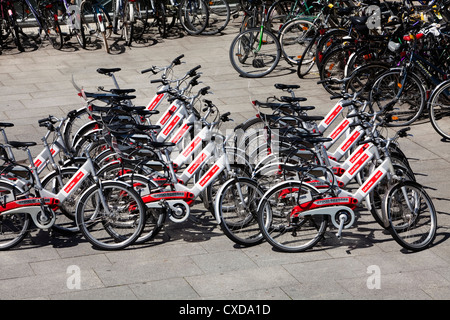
[429,80,450,140]
[383,180,437,251]
[343,62,390,99]
[0,182,30,250]
[229,27,281,78]
[178,0,209,35]
[42,6,64,50]
[215,177,265,246]
[76,181,146,250]
[257,180,328,252]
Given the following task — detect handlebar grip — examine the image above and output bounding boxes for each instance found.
[200,86,210,95]
[188,65,201,76]
[141,67,156,74]
[38,117,55,124]
[330,94,342,100]
[173,54,184,65]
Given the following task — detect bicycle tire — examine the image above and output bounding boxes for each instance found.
[154,0,168,38]
[178,0,209,35]
[278,18,314,66]
[315,28,349,69]
[80,1,112,52]
[114,173,166,244]
[202,0,230,35]
[42,7,64,50]
[123,1,134,46]
[257,180,328,252]
[229,27,281,78]
[132,0,150,41]
[76,180,146,250]
[343,62,390,99]
[428,79,450,140]
[266,0,307,34]
[40,167,96,235]
[296,31,318,77]
[369,69,426,127]
[319,44,356,95]
[215,177,265,246]
[74,11,87,49]
[383,180,437,251]
[9,16,24,52]
[368,163,416,229]
[0,181,30,250]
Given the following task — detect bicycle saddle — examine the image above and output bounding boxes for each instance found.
[8,141,37,148]
[110,88,136,95]
[97,68,121,74]
[279,96,307,103]
[274,84,300,90]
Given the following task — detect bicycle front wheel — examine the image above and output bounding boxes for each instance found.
[383,180,437,251]
[278,18,314,66]
[257,180,328,252]
[429,80,450,140]
[76,181,146,250]
[229,27,281,78]
[369,70,426,126]
[215,177,265,246]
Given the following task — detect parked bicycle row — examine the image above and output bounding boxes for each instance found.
[229,0,450,139]
[0,0,233,54]
[229,0,450,78]
[0,55,437,253]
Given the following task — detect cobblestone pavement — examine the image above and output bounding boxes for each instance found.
[1,19,450,302]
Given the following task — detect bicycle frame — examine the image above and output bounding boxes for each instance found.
[277,140,397,235]
[0,142,103,229]
[140,130,248,222]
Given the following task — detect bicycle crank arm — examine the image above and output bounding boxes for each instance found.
[296,205,355,231]
[146,200,190,223]
[1,206,56,229]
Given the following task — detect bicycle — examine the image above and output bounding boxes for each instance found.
[0,0,27,51]
[229,0,282,78]
[80,0,112,52]
[93,102,258,244]
[54,0,87,48]
[0,135,147,250]
[256,116,437,252]
[111,0,135,45]
[368,26,449,127]
[11,0,64,50]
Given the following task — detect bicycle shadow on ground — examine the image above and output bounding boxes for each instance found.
[142,207,222,246]
[13,228,87,251]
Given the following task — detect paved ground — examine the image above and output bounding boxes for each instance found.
[1,17,450,303]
